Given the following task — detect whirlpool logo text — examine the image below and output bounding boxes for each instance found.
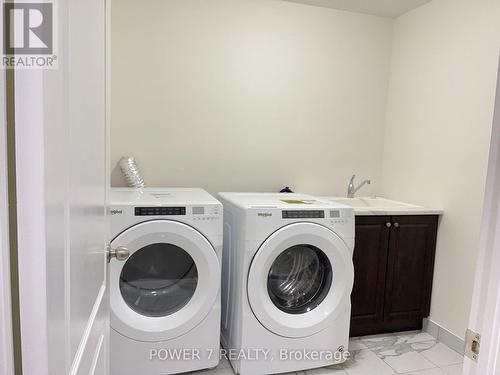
[257,212,273,218]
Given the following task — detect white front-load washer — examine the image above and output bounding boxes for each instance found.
[218,193,354,375]
[109,188,222,375]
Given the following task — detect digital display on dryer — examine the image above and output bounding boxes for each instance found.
[134,207,186,216]
[282,210,325,219]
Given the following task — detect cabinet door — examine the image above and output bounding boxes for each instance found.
[384,216,438,322]
[350,216,391,335]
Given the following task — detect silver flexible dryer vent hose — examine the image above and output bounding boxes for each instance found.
[119,156,145,188]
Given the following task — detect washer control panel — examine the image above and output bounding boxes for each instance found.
[282,210,325,219]
[329,209,351,225]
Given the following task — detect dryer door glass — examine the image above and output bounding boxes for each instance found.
[119,243,198,317]
[267,244,332,314]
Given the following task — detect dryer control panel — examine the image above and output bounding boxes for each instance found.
[134,206,186,216]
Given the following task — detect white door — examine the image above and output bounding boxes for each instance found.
[463,59,500,375]
[13,0,109,374]
[247,222,354,338]
[109,220,220,342]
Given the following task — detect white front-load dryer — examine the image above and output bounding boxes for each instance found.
[109,188,222,375]
[218,193,354,375]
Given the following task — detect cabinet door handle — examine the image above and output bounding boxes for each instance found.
[386,222,392,228]
[394,222,400,228]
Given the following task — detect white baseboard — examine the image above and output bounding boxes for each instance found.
[423,318,465,355]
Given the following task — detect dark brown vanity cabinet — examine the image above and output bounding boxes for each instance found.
[350,215,439,337]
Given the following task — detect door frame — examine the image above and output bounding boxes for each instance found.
[463,56,500,375]
[0,41,15,375]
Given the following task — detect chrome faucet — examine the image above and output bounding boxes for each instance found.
[347,174,371,198]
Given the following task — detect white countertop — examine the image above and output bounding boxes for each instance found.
[320,197,443,216]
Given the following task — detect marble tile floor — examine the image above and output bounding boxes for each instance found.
[189,331,464,375]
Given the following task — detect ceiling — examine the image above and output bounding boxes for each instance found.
[282,0,433,18]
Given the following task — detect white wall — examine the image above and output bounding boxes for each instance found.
[111,0,393,195]
[111,0,500,339]
[381,0,500,338]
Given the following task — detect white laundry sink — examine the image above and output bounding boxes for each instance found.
[321,197,443,216]
[333,197,416,208]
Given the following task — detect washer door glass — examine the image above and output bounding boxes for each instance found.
[267,244,332,314]
[119,243,198,317]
